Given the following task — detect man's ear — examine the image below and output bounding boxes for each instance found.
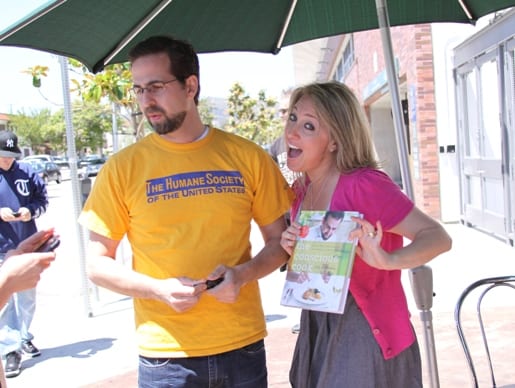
[185,75,198,96]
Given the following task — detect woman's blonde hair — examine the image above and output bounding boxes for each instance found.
[289,81,379,173]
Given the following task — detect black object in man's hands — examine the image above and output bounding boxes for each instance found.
[205,277,224,289]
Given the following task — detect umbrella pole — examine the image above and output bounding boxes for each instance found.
[58,56,94,318]
[409,266,440,388]
[375,0,412,199]
[375,1,440,387]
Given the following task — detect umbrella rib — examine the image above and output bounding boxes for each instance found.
[274,0,299,54]
[458,0,474,20]
[102,0,174,68]
[0,0,67,41]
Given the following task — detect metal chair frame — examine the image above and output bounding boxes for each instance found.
[454,275,515,388]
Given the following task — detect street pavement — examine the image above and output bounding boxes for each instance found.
[3,180,515,387]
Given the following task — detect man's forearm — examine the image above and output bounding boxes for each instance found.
[87,255,160,299]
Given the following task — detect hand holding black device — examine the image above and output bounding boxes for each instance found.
[11,211,20,217]
[36,235,61,252]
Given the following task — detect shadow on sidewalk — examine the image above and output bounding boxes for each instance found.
[21,338,118,372]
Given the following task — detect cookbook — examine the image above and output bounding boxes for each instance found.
[280,210,362,314]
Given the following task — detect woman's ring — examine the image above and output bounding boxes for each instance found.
[367,231,376,238]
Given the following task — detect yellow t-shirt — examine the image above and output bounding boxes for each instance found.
[79,128,293,357]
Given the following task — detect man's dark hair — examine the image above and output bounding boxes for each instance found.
[324,211,344,222]
[129,35,201,104]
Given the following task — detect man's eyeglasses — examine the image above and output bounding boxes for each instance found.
[131,79,178,98]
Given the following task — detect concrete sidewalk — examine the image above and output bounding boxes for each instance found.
[4,221,515,387]
[81,313,515,388]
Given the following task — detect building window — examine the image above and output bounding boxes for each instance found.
[334,36,354,82]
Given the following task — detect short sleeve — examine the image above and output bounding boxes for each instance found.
[333,169,414,231]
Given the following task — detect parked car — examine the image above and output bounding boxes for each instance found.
[23,154,61,163]
[54,160,72,181]
[22,160,62,184]
[78,155,106,177]
[50,159,95,181]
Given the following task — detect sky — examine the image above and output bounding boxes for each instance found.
[0,0,296,114]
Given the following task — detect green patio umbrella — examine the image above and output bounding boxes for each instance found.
[0,0,513,73]
[1,0,514,199]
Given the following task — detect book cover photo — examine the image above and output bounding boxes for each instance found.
[280,210,362,314]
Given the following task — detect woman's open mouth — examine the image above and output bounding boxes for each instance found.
[288,144,302,158]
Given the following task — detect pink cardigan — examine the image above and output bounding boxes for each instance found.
[291,168,415,359]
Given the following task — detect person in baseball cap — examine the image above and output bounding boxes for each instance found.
[0,131,22,158]
[0,129,49,378]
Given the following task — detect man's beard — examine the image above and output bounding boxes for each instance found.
[146,107,187,135]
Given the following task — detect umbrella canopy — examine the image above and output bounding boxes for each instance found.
[0,0,514,73]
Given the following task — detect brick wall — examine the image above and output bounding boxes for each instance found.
[337,25,441,219]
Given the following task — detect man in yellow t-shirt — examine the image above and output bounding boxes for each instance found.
[78,36,293,388]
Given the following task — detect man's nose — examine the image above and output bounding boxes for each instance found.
[137,92,157,106]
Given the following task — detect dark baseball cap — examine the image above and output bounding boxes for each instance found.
[0,130,22,158]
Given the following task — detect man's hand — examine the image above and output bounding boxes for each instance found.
[154,277,206,312]
[204,265,242,303]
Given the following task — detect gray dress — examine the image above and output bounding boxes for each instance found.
[289,294,422,388]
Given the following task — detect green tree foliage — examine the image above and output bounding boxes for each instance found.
[9,103,112,155]
[9,109,53,152]
[224,82,282,147]
[198,98,214,126]
[24,59,139,149]
[69,60,144,140]
[52,101,112,154]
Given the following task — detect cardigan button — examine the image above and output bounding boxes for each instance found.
[372,328,380,335]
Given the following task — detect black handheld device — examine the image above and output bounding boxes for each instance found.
[205,277,224,290]
[36,236,61,252]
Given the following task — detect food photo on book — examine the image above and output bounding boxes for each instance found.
[280,210,362,314]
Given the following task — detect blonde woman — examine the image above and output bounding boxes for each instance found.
[280,82,451,387]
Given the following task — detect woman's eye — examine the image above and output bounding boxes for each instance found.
[304,122,315,131]
[288,113,297,122]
